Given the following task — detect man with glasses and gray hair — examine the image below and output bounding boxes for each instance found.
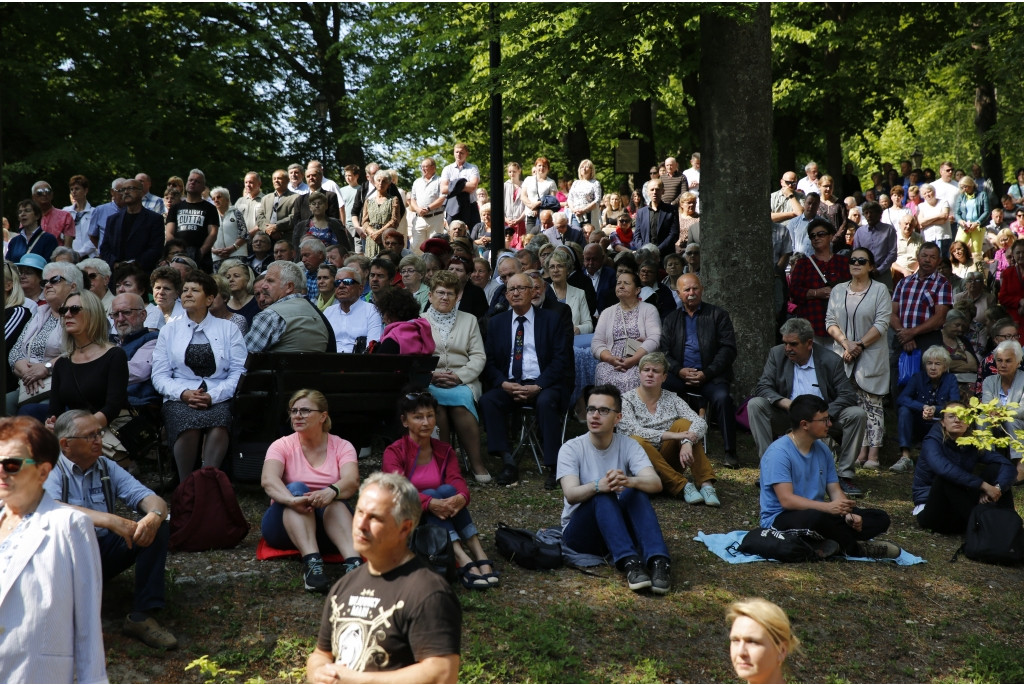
[324,266,382,353]
[111,292,160,406]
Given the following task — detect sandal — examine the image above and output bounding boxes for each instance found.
[458,561,490,590]
[476,558,500,586]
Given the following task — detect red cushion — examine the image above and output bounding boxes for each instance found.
[256,537,345,562]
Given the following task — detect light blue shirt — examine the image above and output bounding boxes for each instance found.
[791,355,821,400]
[759,435,838,527]
[44,454,154,537]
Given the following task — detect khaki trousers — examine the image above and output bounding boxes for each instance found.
[630,418,716,496]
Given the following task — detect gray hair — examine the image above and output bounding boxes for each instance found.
[111,177,127,190]
[553,212,569,226]
[43,261,84,292]
[54,409,95,441]
[804,160,818,172]
[779,317,814,342]
[373,169,390,184]
[337,266,362,284]
[77,258,111,279]
[50,246,78,264]
[299,237,327,257]
[271,260,306,293]
[448,220,468,234]
[944,309,969,326]
[360,471,421,527]
[921,344,952,369]
[993,340,1024,366]
[398,254,425,275]
[210,186,231,203]
[919,182,934,194]
[189,168,206,184]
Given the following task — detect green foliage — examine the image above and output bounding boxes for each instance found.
[945,635,1024,683]
[185,655,243,684]
[948,397,1024,454]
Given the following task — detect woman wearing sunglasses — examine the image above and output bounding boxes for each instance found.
[152,270,247,483]
[0,416,106,683]
[788,217,849,347]
[825,248,891,470]
[7,261,82,415]
[260,389,361,594]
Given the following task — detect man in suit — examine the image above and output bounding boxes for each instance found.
[631,179,679,256]
[286,164,342,229]
[481,272,573,488]
[99,177,165,272]
[583,242,617,315]
[256,169,299,242]
[748,317,868,498]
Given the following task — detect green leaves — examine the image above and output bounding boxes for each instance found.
[950,397,1024,455]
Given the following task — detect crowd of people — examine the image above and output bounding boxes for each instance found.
[1,147,1021,681]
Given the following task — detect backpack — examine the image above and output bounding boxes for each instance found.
[733,527,826,562]
[169,467,250,552]
[409,523,457,583]
[495,522,563,570]
[953,505,1024,565]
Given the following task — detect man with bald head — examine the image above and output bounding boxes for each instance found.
[770,171,805,223]
[659,273,740,468]
[660,157,685,206]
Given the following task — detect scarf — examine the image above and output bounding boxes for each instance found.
[615,223,633,245]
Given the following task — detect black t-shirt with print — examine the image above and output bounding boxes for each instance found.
[166,200,219,249]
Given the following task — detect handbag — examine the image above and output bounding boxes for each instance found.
[897,349,922,386]
[733,527,832,562]
[17,376,52,406]
[409,523,457,582]
[107,406,159,458]
[616,306,644,358]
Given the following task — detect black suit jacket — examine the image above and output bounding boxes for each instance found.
[631,204,679,256]
[284,192,341,229]
[483,305,572,393]
[588,266,618,314]
[753,342,858,417]
[99,207,164,271]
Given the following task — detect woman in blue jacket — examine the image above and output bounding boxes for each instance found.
[893,345,959,473]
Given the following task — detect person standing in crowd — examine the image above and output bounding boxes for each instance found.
[789,217,849,346]
[441,142,481,229]
[409,157,445,252]
[65,174,96,260]
[31,180,75,247]
[164,169,219,271]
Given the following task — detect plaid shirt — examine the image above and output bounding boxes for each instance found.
[892,270,953,329]
[789,253,849,336]
[305,269,319,303]
[245,293,305,353]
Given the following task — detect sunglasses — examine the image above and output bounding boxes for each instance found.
[85,272,102,281]
[58,305,84,317]
[809,231,830,239]
[170,256,192,265]
[404,392,433,402]
[45,275,68,285]
[33,188,52,195]
[334,278,358,288]
[849,257,870,266]
[1,457,38,474]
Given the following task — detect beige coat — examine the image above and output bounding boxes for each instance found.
[427,310,486,400]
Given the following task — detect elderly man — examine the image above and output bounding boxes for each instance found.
[288,164,342,227]
[770,171,805,223]
[233,171,264,234]
[797,161,821,196]
[299,238,328,303]
[165,169,219,270]
[31,179,75,247]
[89,177,128,252]
[410,157,445,251]
[287,162,309,195]
[135,172,165,214]
[660,156,685,206]
[111,293,160,406]
[660,273,740,468]
[631,179,678,256]
[892,241,952,354]
[325,266,383,353]
[99,177,165,272]
[245,260,333,354]
[256,169,299,242]
[46,409,177,649]
[481,272,573,487]
[748,317,868,498]
[542,211,586,248]
[306,472,461,683]
[441,142,481,227]
[78,258,115,314]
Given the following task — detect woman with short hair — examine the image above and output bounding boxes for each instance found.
[893,345,958,473]
[592,270,661,394]
[209,186,248,271]
[547,248,593,338]
[210,274,248,334]
[145,266,184,331]
[981,339,1024,481]
[360,171,401,258]
[727,598,800,685]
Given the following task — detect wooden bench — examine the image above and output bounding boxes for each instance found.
[230,353,438,482]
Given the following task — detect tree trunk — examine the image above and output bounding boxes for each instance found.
[680,69,702,156]
[973,34,1001,193]
[699,4,774,396]
[563,121,591,176]
[629,98,656,189]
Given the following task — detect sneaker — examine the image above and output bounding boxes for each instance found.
[649,557,671,595]
[682,482,704,504]
[621,557,652,591]
[889,456,914,473]
[862,460,881,470]
[123,615,178,650]
[853,540,902,559]
[811,539,841,559]
[304,557,330,593]
[700,484,721,508]
[341,556,363,576]
[838,477,864,498]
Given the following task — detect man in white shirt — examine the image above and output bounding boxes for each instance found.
[324,267,382,353]
[931,161,961,214]
[287,163,309,195]
[440,142,480,227]
[797,161,821,196]
[409,157,445,251]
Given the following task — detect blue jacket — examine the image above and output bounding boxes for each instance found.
[897,370,959,413]
[913,423,1015,504]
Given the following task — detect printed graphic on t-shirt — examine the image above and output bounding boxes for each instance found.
[175,208,208,235]
[330,590,403,671]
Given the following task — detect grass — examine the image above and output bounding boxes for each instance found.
[102,417,1024,683]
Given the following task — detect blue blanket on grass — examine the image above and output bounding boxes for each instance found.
[694,530,926,566]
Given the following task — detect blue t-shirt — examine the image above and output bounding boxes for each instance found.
[759,435,837,528]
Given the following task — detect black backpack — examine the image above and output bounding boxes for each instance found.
[953,506,1024,565]
[495,523,563,570]
[733,527,827,562]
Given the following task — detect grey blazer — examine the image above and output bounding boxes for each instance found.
[824,280,891,396]
[753,342,860,417]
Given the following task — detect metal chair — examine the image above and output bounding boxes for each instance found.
[510,405,546,475]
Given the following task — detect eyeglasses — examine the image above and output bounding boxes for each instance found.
[0,457,38,474]
[507,286,531,293]
[111,308,144,318]
[784,180,797,186]
[586,406,616,416]
[334,278,357,288]
[995,333,1020,341]
[289,407,323,418]
[58,305,84,317]
[399,268,419,275]
[84,272,102,281]
[66,431,104,442]
[809,231,830,239]
[807,416,833,425]
[432,290,455,299]
[45,275,68,286]
[849,257,870,266]
[170,256,192,265]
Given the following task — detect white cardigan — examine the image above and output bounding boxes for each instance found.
[152,312,247,404]
[561,284,594,335]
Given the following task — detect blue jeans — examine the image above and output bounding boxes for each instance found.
[422,484,478,541]
[261,482,346,553]
[897,407,936,449]
[98,520,170,614]
[562,488,669,565]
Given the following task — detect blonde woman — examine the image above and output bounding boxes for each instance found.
[727,598,800,684]
[567,159,602,231]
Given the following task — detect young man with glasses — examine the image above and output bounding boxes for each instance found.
[556,383,672,593]
[759,394,900,559]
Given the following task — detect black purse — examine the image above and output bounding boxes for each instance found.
[108,406,160,458]
[409,523,457,582]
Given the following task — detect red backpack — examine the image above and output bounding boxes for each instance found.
[169,467,250,552]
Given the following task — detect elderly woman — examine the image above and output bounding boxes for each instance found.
[292,190,352,253]
[789,218,849,345]
[916,183,953,256]
[893,345,959,473]
[248,230,274,275]
[727,598,800,685]
[825,247,890,470]
[913,402,1016,535]
[144,265,185,331]
[891,214,923,283]
[260,390,361,593]
[423,271,489,482]
[471,257,499,303]
[637,257,676,319]
[209,186,248,271]
[16,252,46,312]
[940,308,979,397]
[618,352,719,506]
[210,274,248,334]
[547,248,593,339]
[113,262,149,301]
[470,202,492,259]
[675,192,700,248]
[76,257,113,315]
[370,288,434,355]
[361,170,402,258]
[954,176,989,258]
[152,270,247,482]
[973,318,1021,395]
[566,159,602,230]
[981,340,1024,475]
[8,261,82,414]
[592,270,661,394]
[400,254,430,310]
[0,416,106,683]
[217,258,260,324]
[383,389,496,589]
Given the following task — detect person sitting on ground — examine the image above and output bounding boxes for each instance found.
[47,409,176,649]
[557,383,673,594]
[383,389,497,591]
[759,394,901,559]
[305,472,461,683]
[913,402,1016,535]
[260,390,361,594]
[618,352,719,507]
[727,598,800,685]
[893,345,959,474]
[370,287,434,355]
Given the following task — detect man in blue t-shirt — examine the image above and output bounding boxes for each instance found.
[759,395,900,559]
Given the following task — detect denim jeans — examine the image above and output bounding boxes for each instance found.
[562,488,669,565]
[98,521,170,613]
[422,483,478,541]
[260,481,347,553]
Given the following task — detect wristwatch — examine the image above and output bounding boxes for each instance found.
[328,484,341,499]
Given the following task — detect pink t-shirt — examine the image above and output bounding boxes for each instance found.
[265,433,356,490]
[408,457,442,492]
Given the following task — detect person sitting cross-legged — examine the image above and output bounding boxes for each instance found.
[759,395,901,559]
[618,352,720,507]
[557,384,673,594]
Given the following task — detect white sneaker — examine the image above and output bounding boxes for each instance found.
[889,456,914,473]
[682,482,704,505]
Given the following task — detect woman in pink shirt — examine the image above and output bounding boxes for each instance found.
[260,389,360,594]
